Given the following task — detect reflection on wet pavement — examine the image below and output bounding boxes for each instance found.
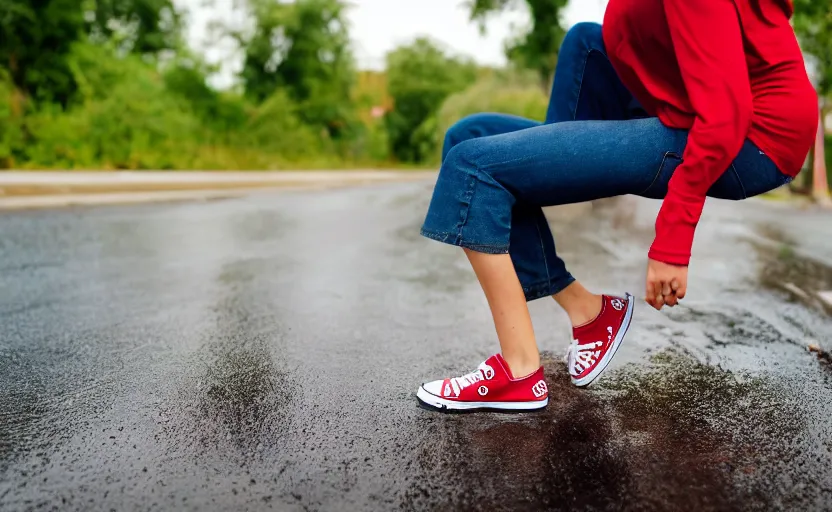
[2,183,832,510]
[752,225,832,315]
[406,347,830,511]
[162,259,296,466]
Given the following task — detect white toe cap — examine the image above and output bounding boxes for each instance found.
[420,379,444,397]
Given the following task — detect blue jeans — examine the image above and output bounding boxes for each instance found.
[420,22,792,302]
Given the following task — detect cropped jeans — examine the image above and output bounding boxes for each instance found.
[420,22,792,302]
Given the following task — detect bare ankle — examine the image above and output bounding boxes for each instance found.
[501,351,541,378]
[568,296,603,327]
[553,282,603,327]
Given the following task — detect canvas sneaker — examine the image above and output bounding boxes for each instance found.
[565,293,634,387]
[416,354,549,412]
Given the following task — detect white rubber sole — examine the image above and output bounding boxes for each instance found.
[571,293,634,388]
[416,386,548,412]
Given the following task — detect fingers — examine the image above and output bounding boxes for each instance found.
[670,279,686,300]
[646,280,686,310]
[647,280,663,311]
[645,277,657,309]
[646,297,662,311]
[676,280,687,300]
[647,259,688,310]
[663,279,678,307]
[654,293,665,310]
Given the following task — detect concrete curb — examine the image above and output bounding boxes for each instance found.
[0,171,437,211]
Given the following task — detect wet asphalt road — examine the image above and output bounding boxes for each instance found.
[2,181,832,511]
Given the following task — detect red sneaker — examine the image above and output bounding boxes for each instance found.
[417,354,548,412]
[565,293,634,387]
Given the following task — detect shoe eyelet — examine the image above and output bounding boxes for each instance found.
[481,365,495,380]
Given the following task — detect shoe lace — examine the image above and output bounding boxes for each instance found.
[450,362,494,395]
[565,339,604,376]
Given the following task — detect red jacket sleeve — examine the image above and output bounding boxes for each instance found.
[650,0,753,266]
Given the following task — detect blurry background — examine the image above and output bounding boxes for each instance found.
[0,0,829,190]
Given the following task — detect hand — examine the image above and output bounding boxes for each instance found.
[645,259,688,310]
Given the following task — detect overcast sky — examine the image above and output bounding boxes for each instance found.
[173,0,609,87]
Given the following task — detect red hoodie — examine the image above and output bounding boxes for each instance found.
[603,0,818,266]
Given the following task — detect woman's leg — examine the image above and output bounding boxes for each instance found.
[421,118,686,381]
[538,22,646,339]
[520,21,643,316]
[443,23,641,304]
[425,23,646,379]
[543,21,648,324]
[439,114,548,377]
[416,113,786,409]
[442,113,541,162]
[419,24,788,400]
[464,248,541,376]
[424,118,686,250]
[498,22,645,375]
[546,22,645,124]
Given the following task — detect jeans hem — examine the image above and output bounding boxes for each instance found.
[420,228,509,255]
[523,275,576,302]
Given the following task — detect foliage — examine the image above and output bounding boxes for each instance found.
[425,71,549,165]
[827,135,831,174]
[0,0,555,170]
[238,0,356,138]
[792,1,831,195]
[23,45,201,169]
[438,72,549,128]
[242,90,323,160]
[469,0,569,89]
[0,0,85,105]
[163,57,247,133]
[0,73,25,168]
[0,0,179,106]
[84,0,181,55]
[385,38,478,163]
[0,0,377,170]
[792,0,832,99]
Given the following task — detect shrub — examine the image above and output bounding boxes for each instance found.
[428,72,550,165]
[0,74,25,168]
[24,46,202,169]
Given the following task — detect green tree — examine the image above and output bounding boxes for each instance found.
[0,0,181,105]
[163,57,247,133]
[793,0,832,99]
[0,0,85,104]
[385,38,478,163]
[792,0,831,201]
[468,0,569,90]
[23,43,201,169]
[84,0,182,55]
[0,72,25,167]
[237,0,356,138]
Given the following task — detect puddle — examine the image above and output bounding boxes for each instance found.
[405,350,827,511]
